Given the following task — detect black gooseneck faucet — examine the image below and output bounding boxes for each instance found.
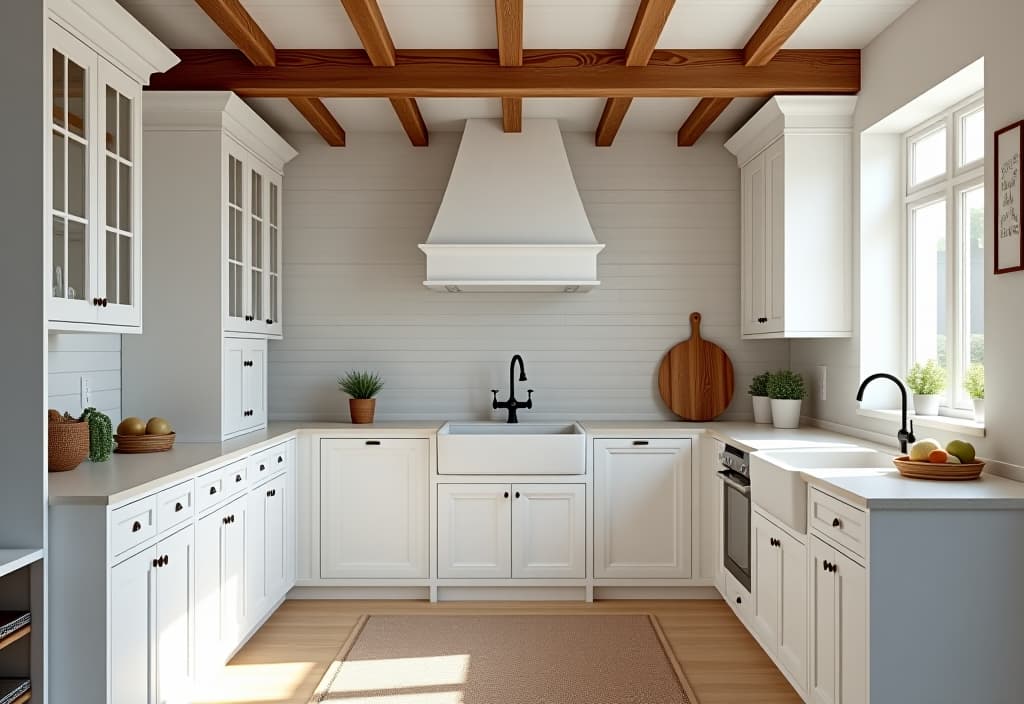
[856,372,916,454]
[492,354,533,424]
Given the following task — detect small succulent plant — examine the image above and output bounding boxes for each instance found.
[338,371,385,399]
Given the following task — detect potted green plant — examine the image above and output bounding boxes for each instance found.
[964,363,985,421]
[766,370,806,429]
[906,360,946,416]
[748,371,773,424]
[338,371,384,424]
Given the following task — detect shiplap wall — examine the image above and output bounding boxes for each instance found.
[270,130,790,422]
[48,333,121,421]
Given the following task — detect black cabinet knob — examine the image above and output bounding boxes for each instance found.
[277,456,283,463]
[131,521,142,533]
[266,318,273,324]
[515,491,521,499]
[235,473,242,482]
[164,554,170,566]
[832,517,842,528]
[260,464,266,471]
[209,486,217,495]
[736,596,742,604]
[503,491,510,499]
[175,502,183,512]
[152,558,159,568]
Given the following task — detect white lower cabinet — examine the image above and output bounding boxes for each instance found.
[437,483,586,580]
[809,536,867,704]
[196,496,247,677]
[110,525,194,704]
[751,511,808,693]
[320,438,430,578]
[593,438,692,578]
[247,472,290,625]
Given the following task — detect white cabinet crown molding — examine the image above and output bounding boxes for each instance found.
[48,0,178,83]
[725,96,858,167]
[143,92,299,171]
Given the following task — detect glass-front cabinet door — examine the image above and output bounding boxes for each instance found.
[96,60,142,327]
[225,150,248,333]
[49,25,95,324]
[265,176,283,337]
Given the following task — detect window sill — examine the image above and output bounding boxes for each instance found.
[856,408,986,438]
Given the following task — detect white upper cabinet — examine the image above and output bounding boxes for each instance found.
[45,0,176,333]
[726,97,857,339]
[142,92,296,340]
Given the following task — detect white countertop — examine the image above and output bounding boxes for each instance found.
[48,418,1024,510]
[48,421,442,507]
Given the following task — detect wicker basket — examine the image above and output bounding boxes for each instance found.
[115,433,176,454]
[48,418,90,472]
[893,456,985,481]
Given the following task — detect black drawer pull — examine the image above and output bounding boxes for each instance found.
[832,517,842,528]
[633,440,649,446]
[209,486,217,495]
[174,502,183,512]
[366,440,381,446]
[260,464,266,471]
[277,456,284,463]
[235,473,243,483]
[131,521,142,533]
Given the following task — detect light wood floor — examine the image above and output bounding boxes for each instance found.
[194,600,801,704]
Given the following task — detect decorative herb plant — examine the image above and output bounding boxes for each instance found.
[906,360,947,395]
[80,407,113,462]
[748,371,772,397]
[964,363,985,400]
[766,370,807,401]
[338,371,384,399]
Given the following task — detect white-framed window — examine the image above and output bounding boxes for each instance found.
[904,93,985,412]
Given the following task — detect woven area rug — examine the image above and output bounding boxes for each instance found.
[309,613,698,703]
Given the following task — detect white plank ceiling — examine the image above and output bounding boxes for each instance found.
[118,0,917,137]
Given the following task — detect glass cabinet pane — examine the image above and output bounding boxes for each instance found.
[101,76,135,307]
[52,132,64,212]
[250,171,263,321]
[268,181,280,324]
[105,87,117,153]
[52,50,65,129]
[119,94,131,159]
[68,137,86,218]
[227,155,245,321]
[67,220,86,300]
[106,230,117,302]
[67,59,86,138]
[52,216,66,297]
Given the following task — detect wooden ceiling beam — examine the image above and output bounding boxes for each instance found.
[338,0,430,146]
[677,97,732,146]
[495,0,524,132]
[675,0,822,146]
[744,0,822,66]
[194,0,276,66]
[596,0,675,146]
[150,49,860,98]
[194,0,346,146]
[289,97,346,146]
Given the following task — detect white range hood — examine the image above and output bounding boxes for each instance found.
[420,119,604,292]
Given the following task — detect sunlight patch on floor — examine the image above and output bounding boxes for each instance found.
[321,691,465,704]
[193,661,318,704]
[334,654,470,692]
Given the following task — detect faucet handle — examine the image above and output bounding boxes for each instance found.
[491,389,500,409]
[525,389,534,409]
[908,419,916,443]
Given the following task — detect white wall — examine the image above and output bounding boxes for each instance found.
[48,334,122,422]
[270,130,790,422]
[791,0,1023,467]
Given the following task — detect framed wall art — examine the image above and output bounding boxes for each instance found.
[995,120,1024,273]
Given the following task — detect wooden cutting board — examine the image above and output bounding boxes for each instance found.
[657,312,735,421]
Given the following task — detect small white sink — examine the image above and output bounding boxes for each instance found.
[751,447,893,533]
[437,422,585,475]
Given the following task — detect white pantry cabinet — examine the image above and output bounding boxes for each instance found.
[751,510,808,694]
[320,439,430,579]
[45,2,176,332]
[110,525,193,704]
[593,439,692,579]
[122,93,295,441]
[809,536,867,704]
[437,483,586,579]
[726,96,856,339]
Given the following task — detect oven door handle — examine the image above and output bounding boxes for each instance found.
[717,470,751,497]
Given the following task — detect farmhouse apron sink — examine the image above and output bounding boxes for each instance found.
[437,422,586,475]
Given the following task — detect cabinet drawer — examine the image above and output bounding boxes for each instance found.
[725,575,752,624]
[111,496,157,557]
[157,480,194,532]
[224,461,248,498]
[809,488,866,559]
[197,466,227,514]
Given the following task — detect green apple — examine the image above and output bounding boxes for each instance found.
[946,440,976,464]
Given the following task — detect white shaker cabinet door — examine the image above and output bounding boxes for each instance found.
[437,484,512,579]
[320,439,429,578]
[809,537,838,704]
[751,512,781,649]
[110,546,156,704]
[155,526,194,704]
[593,439,692,579]
[511,484,585,579]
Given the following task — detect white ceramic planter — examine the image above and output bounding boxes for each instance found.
[973,398,985,422]
[913,394,941,416]
[770,399,802,429]
[752,396,773,424]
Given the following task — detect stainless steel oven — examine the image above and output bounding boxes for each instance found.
[719,444,751,591]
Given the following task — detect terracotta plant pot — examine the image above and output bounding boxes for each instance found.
[751,395,772,424]
[770,399,802,429]
[349,398,376,424]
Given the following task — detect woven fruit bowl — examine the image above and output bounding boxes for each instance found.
[893,456,985,481]
[115,433,176,454]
